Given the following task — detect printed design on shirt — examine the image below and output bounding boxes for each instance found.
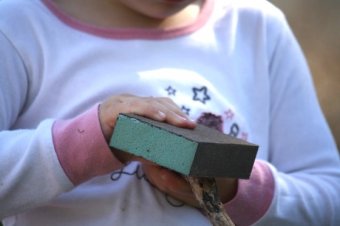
[110,163,185,207]
[196,112,223,132]
[181,105,191,115]
[166,86,176,96]
[163,84,248,140]
[195,109,247,139]
[110,164,147,181]
[225,109,234,120]
[166,85,212,105]
[192,86,211,104]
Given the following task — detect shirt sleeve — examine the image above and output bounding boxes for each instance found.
[52,104,125,186]
[0,32,65,218]
[0,31,72,218]
[255,9,340,226]
[0,31,123,218]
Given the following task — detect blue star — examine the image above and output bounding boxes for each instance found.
[165,86,176,96]
[181,106,191,115]
[192,86,210,104]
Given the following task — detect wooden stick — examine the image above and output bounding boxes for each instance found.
[186,177,235,226]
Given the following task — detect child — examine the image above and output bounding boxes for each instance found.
[0,0,339,225]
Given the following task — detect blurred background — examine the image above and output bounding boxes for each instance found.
[271,0,340,149]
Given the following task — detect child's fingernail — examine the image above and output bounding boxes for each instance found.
[180,116,195,124]
[178,115,188,121]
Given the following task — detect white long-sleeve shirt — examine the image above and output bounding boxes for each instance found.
[0,0,339,225]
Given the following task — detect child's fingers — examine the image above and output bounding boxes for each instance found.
[156,97,188,117]
[117,96,176,122]
[145,97,196,128]
[155,97,196,128]
[118,95,195,127]
[119,94,185,118]
[142,164,200,208]
[99,94,196,141]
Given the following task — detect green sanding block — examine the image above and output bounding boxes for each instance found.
[109,113,258,179]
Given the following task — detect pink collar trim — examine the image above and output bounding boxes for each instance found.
[41,0,214,40]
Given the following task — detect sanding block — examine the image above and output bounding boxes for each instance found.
[109,113,258,179]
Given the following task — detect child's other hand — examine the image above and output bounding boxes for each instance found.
[99,94,196,163]
[142,163,238,208]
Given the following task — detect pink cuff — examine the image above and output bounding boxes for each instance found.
[224,160,275,226]
[52,104,124,185]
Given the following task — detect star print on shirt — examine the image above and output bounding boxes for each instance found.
[224,109,235,120]
[181,106,191,115]
[240,132,248,141]
[192,86,210,104]
[165,86,176,96]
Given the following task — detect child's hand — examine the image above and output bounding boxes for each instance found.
[142,163,238,208]
[99,94,237,206]
[99,94,196,163]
